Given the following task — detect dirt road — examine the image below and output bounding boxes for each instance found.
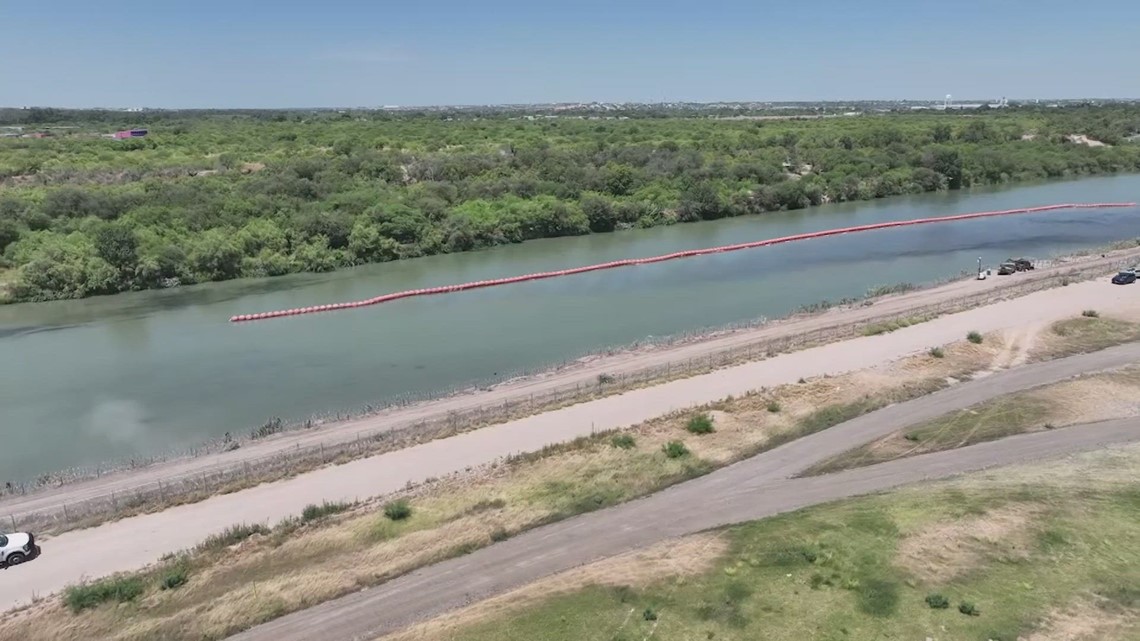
[3,342,1139,614]
[4,248,1137,522]
[228,418,1140,641]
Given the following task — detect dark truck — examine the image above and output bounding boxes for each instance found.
[997,258,1034,275]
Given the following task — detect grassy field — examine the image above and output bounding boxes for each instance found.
[1030,314,1140,361]
[803,315,1140,476]
[393,444,1140,641]
[0,336,998,641]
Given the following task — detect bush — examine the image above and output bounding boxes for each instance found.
[383,499,412,521]
[925,593,950,609]
[301,500,352,522]
[967,331,983,344]
[686,413,715,435]
[643,608,658,621]
[958,601,980,616]
[1082,309,1100,318]
[160,568,189,590]
[663,440,690,459]
[597,373,616,384]
[766,401,782,413]
[928,346,945,358]
[611,434,636,449]
[489,528,510,542]
[63,576,145,613]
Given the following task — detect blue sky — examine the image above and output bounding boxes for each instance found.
[2,0,1137,108]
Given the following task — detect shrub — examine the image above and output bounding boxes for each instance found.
[160,568,188,591]
[967,331,983,344]
[63,576,145,613]
[198,523,268,551]
[686,413,715,435]
[643,608,658,621]
[383,499,412,521]
[1082,309,1099,318]
[611,434,637,449]
[597,373,616,384]
[663,440,690,459]
[489,528,510,542]
[766,401,782,413]
[958,601,980,616]
[925,593,950,609]
[929,346,945,358]
[301,500,352,522]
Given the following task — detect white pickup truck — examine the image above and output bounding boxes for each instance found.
[0,532,41,568]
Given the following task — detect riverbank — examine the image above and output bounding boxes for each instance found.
[2,242,1138,537]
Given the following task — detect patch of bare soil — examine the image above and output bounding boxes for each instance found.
[1021,596,1138,641]
[895,505,1039,584]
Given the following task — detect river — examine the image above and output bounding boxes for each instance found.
[2,174,1138,481]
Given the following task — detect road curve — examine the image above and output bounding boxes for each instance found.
[230,418,1140,641]
[4,342,1139,613]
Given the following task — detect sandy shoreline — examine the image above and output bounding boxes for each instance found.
[2,245,1138,525]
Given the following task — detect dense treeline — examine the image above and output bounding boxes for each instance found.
[1,106,1139,302]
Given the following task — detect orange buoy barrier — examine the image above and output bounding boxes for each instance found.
[230,202,1135,323]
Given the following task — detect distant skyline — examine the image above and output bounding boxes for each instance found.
[3,0,1138,109]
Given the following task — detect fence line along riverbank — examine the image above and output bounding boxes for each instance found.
[7,248,1138,535]
[229,202,1135,323]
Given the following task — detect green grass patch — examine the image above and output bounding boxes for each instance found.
[301,500,353,522]
[686,413,715,435]
[383,499,413,521]
[663,440,690,459]
[610,433,637,449]
[966,330,984,344]
[63,575,146,613]
[928,346,945,359]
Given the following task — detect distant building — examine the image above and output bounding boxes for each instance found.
[113,129,148,139]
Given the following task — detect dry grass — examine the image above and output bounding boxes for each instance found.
[384,533,729,641]
[1030,315,1140,362]
[0,333,1005,641]
[1021,597,1140,641]
[803,365,1140,476]
[894,504,1040,584]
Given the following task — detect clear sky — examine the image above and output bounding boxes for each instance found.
[2,0,1137,108]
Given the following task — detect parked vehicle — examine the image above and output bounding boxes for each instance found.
[997,261,1018,275]
[0,532,40,568]
[1111,271,1137,285]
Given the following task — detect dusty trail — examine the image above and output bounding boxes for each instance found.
[4,248,1138,523]
[228,419,1140,641]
